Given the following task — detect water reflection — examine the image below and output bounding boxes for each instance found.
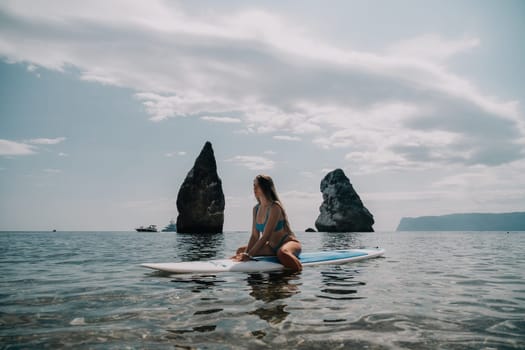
[174,233,225,261]
[166,324,217,336]
[321,232,360,250]
[247,272,300,325]
[317,267,365,300]
[170,275,225,293]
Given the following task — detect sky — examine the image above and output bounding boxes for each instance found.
[1,0,524,231]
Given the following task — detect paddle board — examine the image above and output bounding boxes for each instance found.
[141,248,385,273]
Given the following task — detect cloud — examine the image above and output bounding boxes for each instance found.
[1,1,522,170]
[26,63,41,77]
[273,135,301,141]
[165,151,186,157]
[135,92,236,122]
[27,137,66,145]
[0,137,67,157]
[386,34,481,62]
[0,139,36,156]
[200,116,242,123]
[226,155,275,171]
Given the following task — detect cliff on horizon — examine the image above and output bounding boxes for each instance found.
[396,212,525,231]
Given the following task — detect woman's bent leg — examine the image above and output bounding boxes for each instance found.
[277,241,302,272]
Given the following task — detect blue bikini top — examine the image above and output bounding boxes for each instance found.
[255,203,285,233]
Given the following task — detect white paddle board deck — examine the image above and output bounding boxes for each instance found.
[141,248,385,273]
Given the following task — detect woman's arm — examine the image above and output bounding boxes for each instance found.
[247,204,280,256]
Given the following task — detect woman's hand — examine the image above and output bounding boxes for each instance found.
[231,246,247,260]
[239,253,252,261]
[231,253,240,260]
[232,252,252,262]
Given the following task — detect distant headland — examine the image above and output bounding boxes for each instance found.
[397,212,525,231]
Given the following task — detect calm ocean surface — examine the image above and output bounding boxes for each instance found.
[1,230,524,349]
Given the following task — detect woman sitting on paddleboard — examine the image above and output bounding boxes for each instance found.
[233,175,302,272]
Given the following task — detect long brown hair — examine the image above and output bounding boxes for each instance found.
[255,175,292,232]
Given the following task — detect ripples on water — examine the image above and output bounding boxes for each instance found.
[1,231,524,349]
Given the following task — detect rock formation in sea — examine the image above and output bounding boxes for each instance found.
[315,169,374,232]
[176,141,225,233]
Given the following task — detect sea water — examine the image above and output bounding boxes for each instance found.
[1,231,524,349]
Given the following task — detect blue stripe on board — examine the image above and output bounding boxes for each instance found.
[254,250,368,264]
[253,256,280,263]
[299,250,368,263]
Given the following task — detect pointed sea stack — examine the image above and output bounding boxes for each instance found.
[315,169,374,232]
[176,142,225,233]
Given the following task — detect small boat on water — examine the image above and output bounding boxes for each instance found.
[136,225,158,232]
[162,219,177,232]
